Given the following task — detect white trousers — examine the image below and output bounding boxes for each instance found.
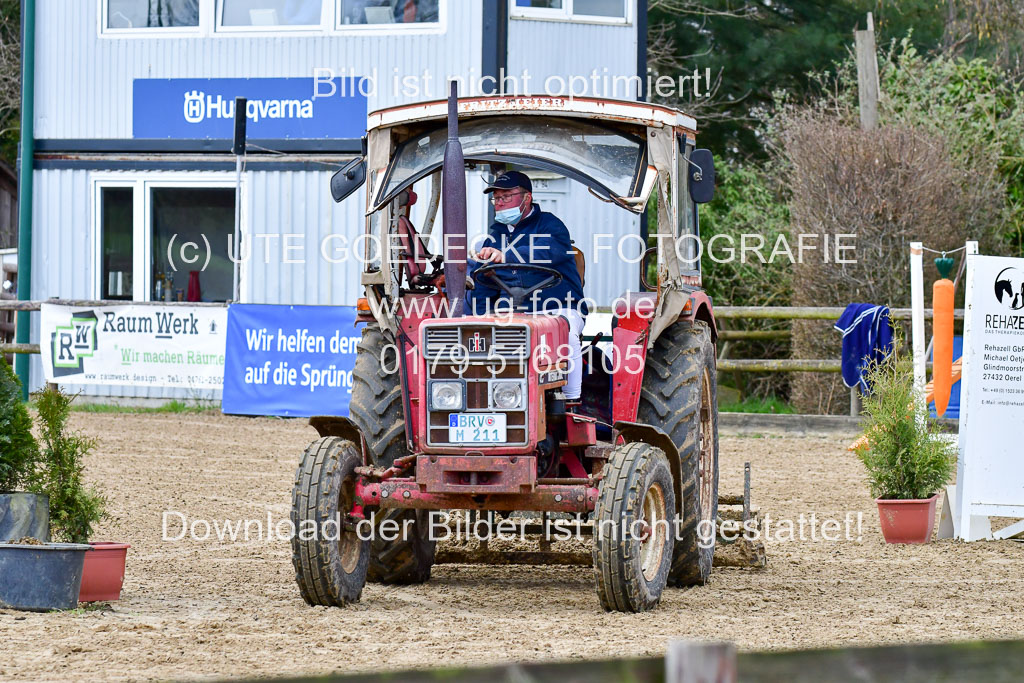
[549,309,585,399]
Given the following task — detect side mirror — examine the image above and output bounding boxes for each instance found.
[330,157,366,203]
[688,148,716,204]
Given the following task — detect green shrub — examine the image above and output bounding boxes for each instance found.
[857,345,956,500]
[31,387,105,543]
[0,356,39,492]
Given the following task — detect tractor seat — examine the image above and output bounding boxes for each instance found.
[572,245,586,286]
[393,189,437,287]
[612,291,657,318]
[396,215,433,284]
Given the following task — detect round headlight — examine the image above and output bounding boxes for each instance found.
[492,382,522,410]
[431,382,463,410]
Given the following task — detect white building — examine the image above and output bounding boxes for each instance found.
[22,0,647,396]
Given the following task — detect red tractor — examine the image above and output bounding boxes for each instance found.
[292,87,720,612]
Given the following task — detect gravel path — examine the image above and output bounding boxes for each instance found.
[3,412,1023,681]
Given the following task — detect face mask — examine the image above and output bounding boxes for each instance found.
[494,196,527,225]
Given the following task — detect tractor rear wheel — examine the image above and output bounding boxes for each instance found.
[367,508,436,584]
[291,436,368,607]
[636,320,719,587]
[350,324,406,468]
[592,442,675,612]
[349,324,436,585]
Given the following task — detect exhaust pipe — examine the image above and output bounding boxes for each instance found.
[441,80,468,317]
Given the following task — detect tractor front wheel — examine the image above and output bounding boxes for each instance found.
[291,436,368,607]
[592,442,675,612]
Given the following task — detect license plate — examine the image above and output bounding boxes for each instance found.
[447,413,507,443]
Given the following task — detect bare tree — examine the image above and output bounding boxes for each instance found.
[0,4,19,138]
[942,0,1024,78]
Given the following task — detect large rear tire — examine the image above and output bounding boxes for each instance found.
[367,508,436,584]
[349,324,436,585]
[592,442,675,612]
[636,320,719,587]
[291,437,368,607]
[349,325,406,468]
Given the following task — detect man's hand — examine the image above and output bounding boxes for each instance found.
[473,247,505,264]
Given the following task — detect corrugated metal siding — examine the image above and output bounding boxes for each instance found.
[27,167,368,395]
[34,1,483,138]
[506,15,642,306]
[243,169,365,305]
[506,16,638,99]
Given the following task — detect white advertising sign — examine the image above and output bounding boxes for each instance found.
[956,254,1024,539]
[41,303,228,389]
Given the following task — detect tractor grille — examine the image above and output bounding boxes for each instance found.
[423,324,529,360]
[492,327,528,357]
[423,323,530,447]
[425,327,461,357]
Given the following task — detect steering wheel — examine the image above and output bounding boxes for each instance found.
[474,263,564,310]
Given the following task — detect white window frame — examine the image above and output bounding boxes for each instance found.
[509,0,631,25]
[215,0,334,34]
[100,0,210,37]
[100,0,448,37]
[91,173,244,302]
[334,0,448,36]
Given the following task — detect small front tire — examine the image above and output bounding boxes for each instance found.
[592,442,676,612]
[291,436,369,607]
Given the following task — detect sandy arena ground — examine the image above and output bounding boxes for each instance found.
[3,412,1024,681]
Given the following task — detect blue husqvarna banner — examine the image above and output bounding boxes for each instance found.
[133,77,367,139]
[222,304,361,417]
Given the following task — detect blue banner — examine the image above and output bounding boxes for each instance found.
[133,77,367,139]
[222,304,361,417]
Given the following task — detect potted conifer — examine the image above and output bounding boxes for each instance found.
[0,368,93,611]
[31,387,128,602]
[0,357,47,542]
[855,345,957,543]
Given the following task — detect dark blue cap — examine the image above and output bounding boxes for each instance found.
[484,171,532,194]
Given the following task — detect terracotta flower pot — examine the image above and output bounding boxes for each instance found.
[875,494,939,544]
[79,542,130,602]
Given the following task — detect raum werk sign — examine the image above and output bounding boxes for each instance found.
[956,254,1024,539]
[41,304,228,389]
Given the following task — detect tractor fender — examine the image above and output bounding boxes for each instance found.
[614,420,684,517]
[309,416,362,444]
[685,292,718,342]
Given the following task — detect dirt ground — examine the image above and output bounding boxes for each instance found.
[3,412,1024,682]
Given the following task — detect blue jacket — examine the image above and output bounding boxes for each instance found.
[834,303,894,393]
[467,207,588,315]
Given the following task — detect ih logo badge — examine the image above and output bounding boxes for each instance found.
[468,331,486,353]
[51,311,98,374]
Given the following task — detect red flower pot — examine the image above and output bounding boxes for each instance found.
[79,542,130,602]
[875,495,939,544]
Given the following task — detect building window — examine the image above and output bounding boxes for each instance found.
[100,188,135,300]
[218,0,327,30]
[104,0,200,30]
[339,0,440,25]
[511,0,628,23]
[93,178,237,303]
[150,188,235,302]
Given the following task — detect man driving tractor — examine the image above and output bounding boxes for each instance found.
[468,171,588,401]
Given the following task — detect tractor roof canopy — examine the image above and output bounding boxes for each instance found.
[365,96,697,214]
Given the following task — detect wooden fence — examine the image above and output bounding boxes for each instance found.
[1,303,948,414]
